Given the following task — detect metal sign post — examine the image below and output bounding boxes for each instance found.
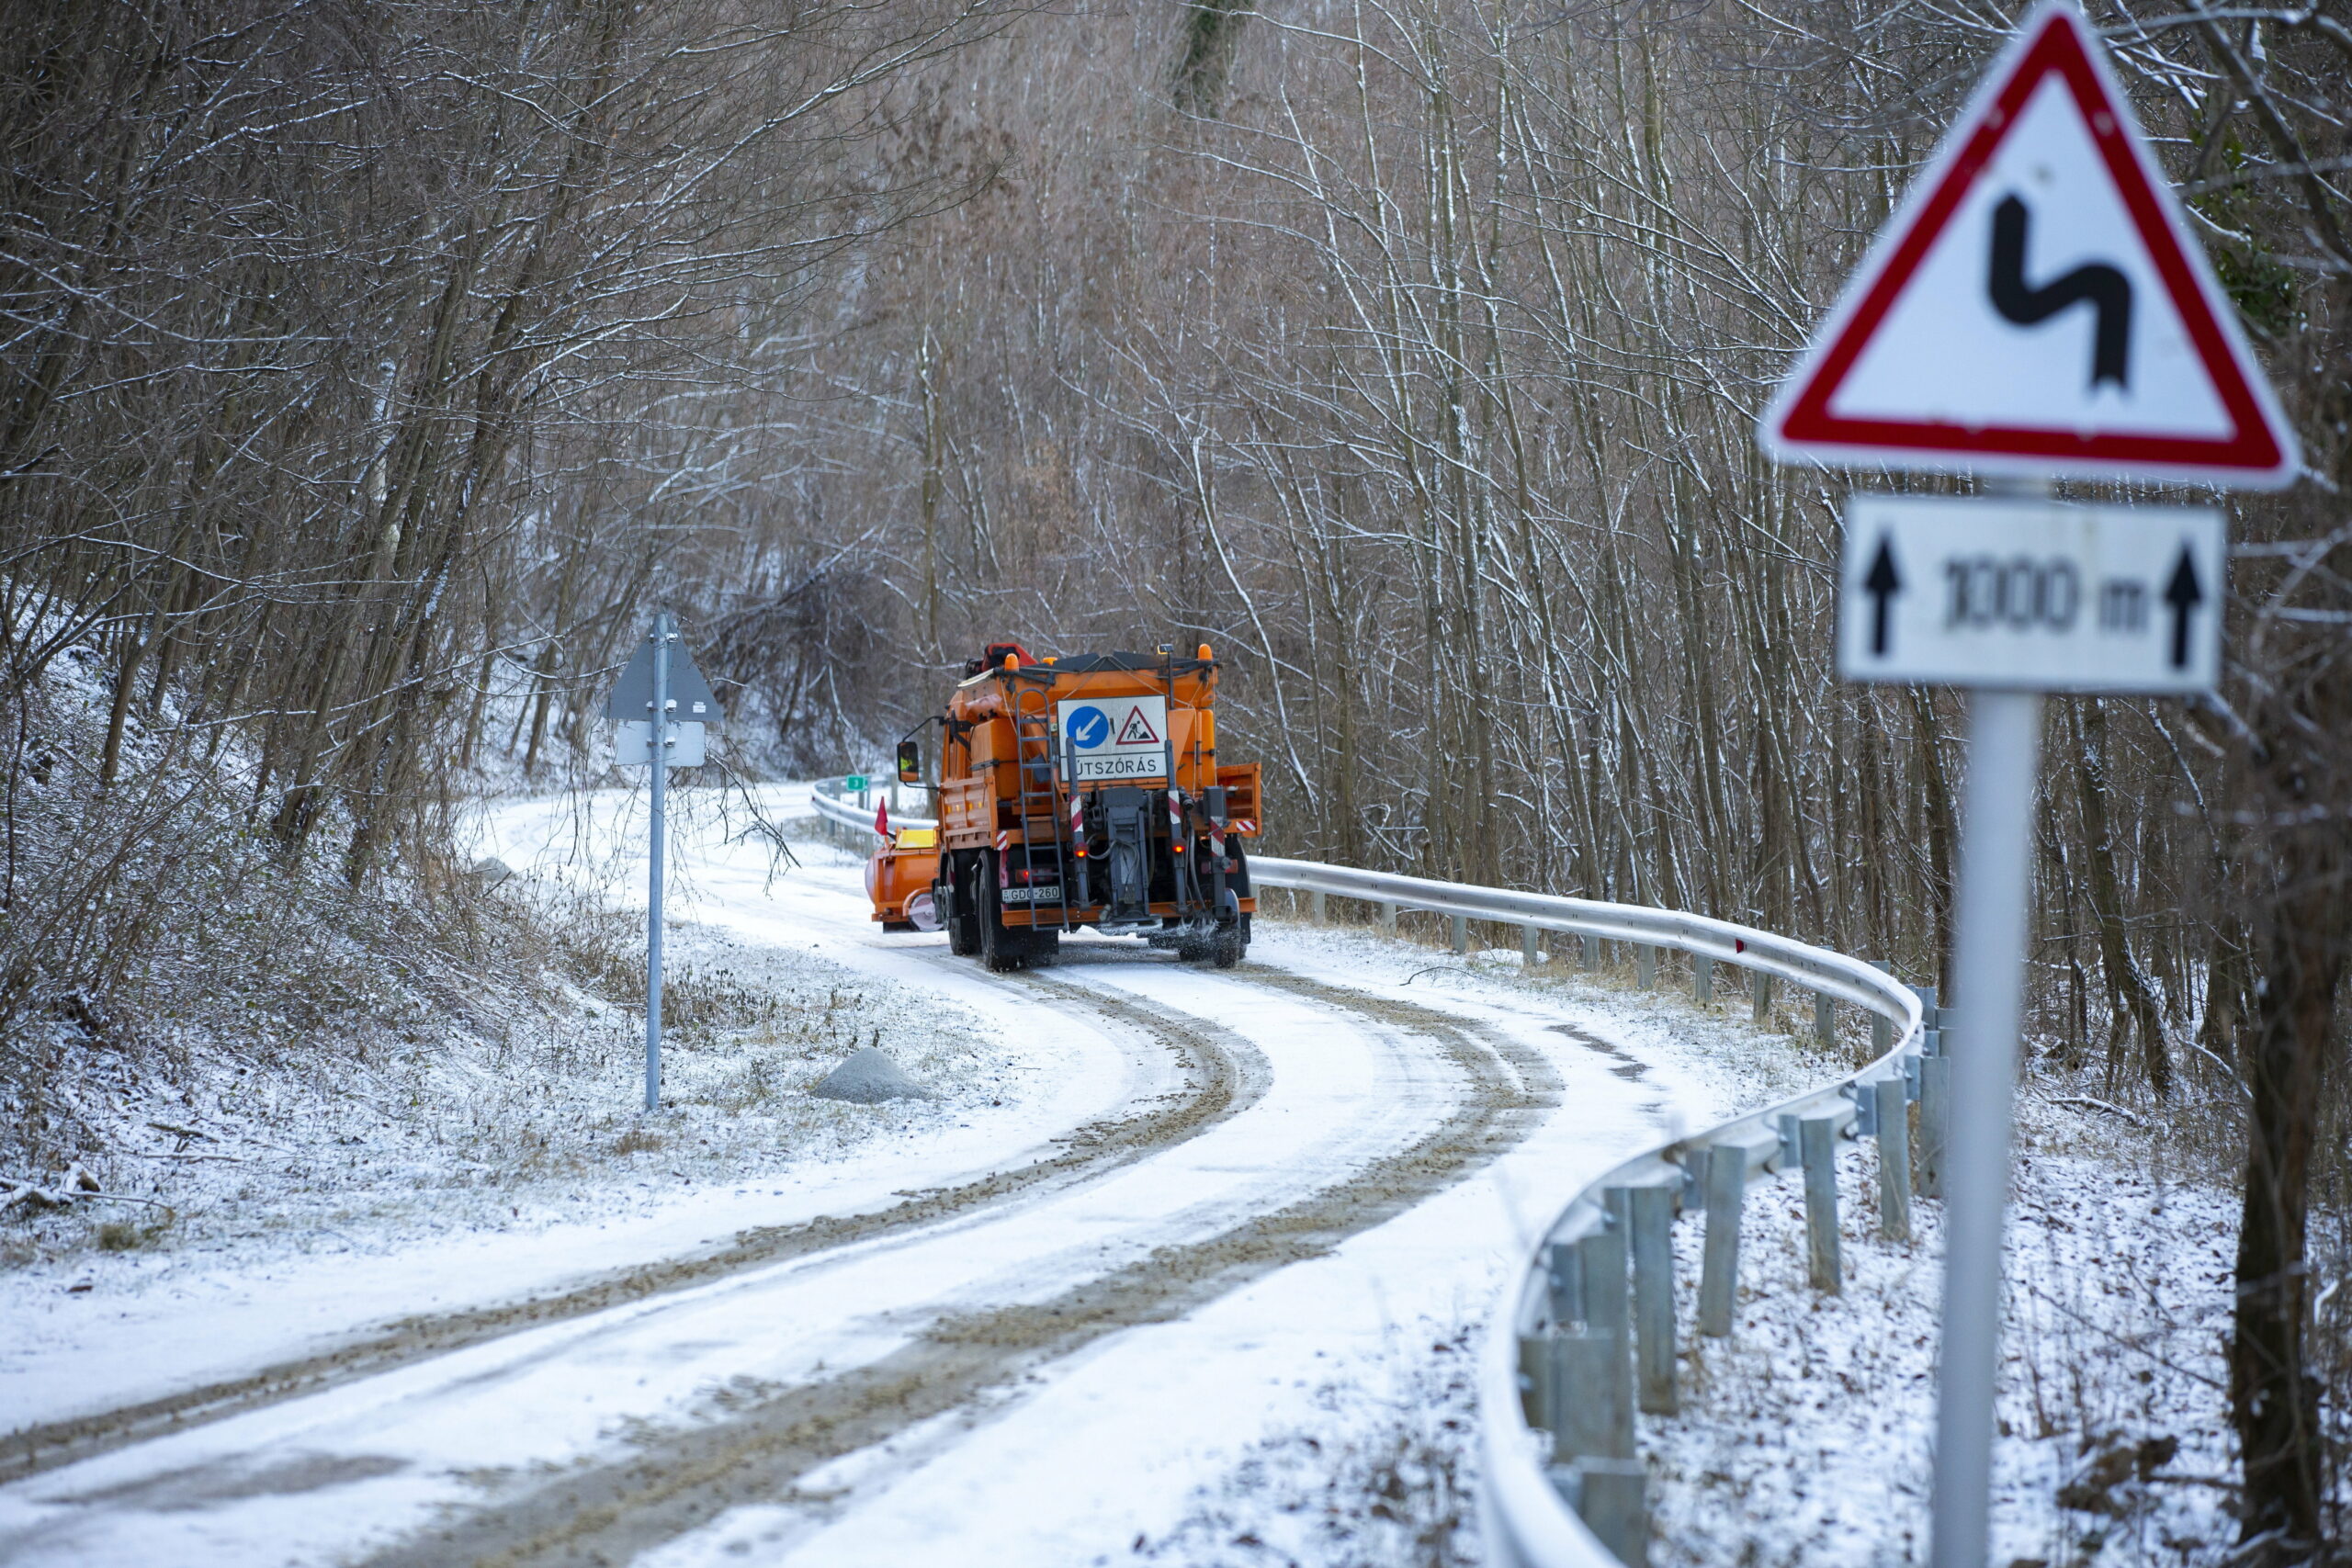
[1758,6,2296,1562]
[1930,483,2047,1568]
[1837,480,2227,1565]
[645,615,670,1112]
[605,612,722,1113]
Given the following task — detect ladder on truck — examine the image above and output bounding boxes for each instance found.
[1009,673,1069,931]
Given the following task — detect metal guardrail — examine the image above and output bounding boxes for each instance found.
[1242,857,1931,1568]
[808,779,931,839]
[804,780,1931,1566]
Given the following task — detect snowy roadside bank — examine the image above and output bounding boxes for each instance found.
[5,917,1003,1274]
[1647,1090,2241,1568]
[1,767,1010,1286]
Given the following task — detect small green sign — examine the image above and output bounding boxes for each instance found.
[844,774,868,792]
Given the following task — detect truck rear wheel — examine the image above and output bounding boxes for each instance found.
[978,854,1024,973]
[945,854,980,956]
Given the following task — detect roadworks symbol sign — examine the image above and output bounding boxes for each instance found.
[1114,705,1160,745]
[1759,0,2296,489]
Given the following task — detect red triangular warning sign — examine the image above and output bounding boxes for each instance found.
[1760,1,2297,490]
[1115,705,1160,746]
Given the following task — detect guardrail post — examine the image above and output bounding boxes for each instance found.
[1523,924,1541,966]
[1692,953,1713,1005]
[1576,1224,1634,1458]
[1567,1459,1650,1568]
[1584,933,1600,971]
[1545,1239,1582,1324]
[1815,992,1835,1048]
[1451,913,1468,955]
[1636,944,1656,989]
[1310,889,1327,924]
[1699,1144,1743,1337]
[1628,1184,1678,1415]
[1870,960,1893,1055]
[1379,900,1396,934]
[1874,1076,1913,1241]
[1919,1052,1950,1199]
[1752,970,1773,1024]
[1517,1334,1554,1434]
[1547,1330,1617,1464]
[1801,1114,1842,1292]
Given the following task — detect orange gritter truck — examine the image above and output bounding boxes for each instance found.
[869,641,1261,971]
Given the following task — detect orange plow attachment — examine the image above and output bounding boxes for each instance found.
[866,827,943,931]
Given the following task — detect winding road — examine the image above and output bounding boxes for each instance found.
[0,787,1733,1567]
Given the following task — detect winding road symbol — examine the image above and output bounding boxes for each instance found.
[1759,4,2296,486]
[1987,194,2132,389]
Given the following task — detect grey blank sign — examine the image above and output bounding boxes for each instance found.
[615,720,706,767]
[605,637,724,726]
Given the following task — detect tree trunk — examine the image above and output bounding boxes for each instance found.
[2230,642,2352,1560]
[2072,700,2172,1098]
[2232,879,2340,1559]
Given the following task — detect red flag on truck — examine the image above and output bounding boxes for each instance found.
[875,799,890,840]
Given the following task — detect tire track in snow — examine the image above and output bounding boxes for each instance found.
[1,970,1252,1487]
[357,967,1562,1568]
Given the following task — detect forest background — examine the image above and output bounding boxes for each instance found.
[1,0,2346,1553]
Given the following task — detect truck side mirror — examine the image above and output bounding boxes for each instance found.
[897,740,922,785]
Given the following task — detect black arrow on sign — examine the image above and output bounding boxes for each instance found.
[2163,544,2203,670]
[1988,194,2133,389]
[1864,536,1903,657]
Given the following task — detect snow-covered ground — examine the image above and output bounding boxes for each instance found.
[0,785,1804,1566]
[1645,1092,2241,1568]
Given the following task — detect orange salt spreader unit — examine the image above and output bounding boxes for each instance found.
[869,641,1262,972]
[864,813,941,934]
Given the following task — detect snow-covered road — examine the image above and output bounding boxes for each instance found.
[0,787,1750,1566]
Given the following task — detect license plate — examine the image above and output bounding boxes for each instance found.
[1001,885,1063,904]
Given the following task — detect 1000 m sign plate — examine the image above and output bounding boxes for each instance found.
[1838,494,2223,694]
